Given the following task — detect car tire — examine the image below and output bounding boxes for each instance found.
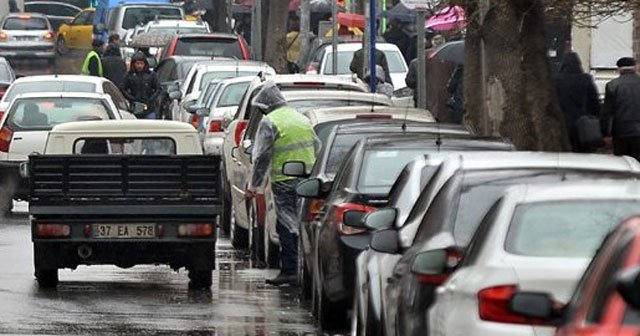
[220,167,231,234]
[188,270,212,289]
[56,37,68,55]
[318,286,348,331]
[230,206,248,249]
[35,269,58,288]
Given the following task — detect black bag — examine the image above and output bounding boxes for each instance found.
[576,115,604,147]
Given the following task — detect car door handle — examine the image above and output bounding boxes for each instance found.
[13,137,22,141]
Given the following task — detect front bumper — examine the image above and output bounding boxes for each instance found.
[0,160,28,200]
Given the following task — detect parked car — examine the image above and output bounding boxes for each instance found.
[94,1,184,42]
[510,215,640,336]
[305,41,409,89]
[153,55,210,119]
[0,75,131,119]
[23,1,81,32]
[0,13,56,65]
[159,33,250,61]
[429,181,640,336]
[368,152,640,336]
[55,7,94,54]
[304,135,513,330]
[0,57,16,100]
[0,92,131,213]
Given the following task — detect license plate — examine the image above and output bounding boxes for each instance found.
[15,37,35,41]
[93,224,155,238]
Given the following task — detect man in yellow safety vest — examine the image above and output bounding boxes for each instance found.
[81,39,105,77]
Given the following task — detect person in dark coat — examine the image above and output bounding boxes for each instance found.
[9,0,19,13]
[102,44,127,88]
[554,52,600,152]
[121,51,162,119]
[349,48,391,85]
[603,57,640,160]
[384,19,411,62]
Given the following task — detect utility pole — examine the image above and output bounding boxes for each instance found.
[368,0,377,92]
[251,0,263,61]
[479,0,490,134]
[417,10,427,108]
[332,0,339,74]
[300,0,310,70]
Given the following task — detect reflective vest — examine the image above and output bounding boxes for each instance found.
[81,50,103,76]
[267,106,317,182]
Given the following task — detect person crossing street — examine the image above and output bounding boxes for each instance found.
[121,51,162,119]
[245,81,320,286]
[81,39,106,77]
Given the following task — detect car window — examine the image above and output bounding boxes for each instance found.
[200,71,260,90]
[148,26,208,34]
[26,3,79,17]
[177,60,199,80]
[245,107,263,141]
[323,49,406,75]
[413,174,462,243]
[460,198,504,267]
[72,10,92,25]
[121,7,182,30]
[289,99,388,112]
[7,98,112,131]
[186,69,198,94]
[325,133,372,179]
[358,149,431,194]
[332,146,357,192]
[155,60,175,83]
[173,38,242,58]
[0,63,13,83]
[218,82,250,107]
[505,201,638,258]
[102,82,128,111]
[3,17,49,30]
[5,81,96,102]
[74,137,176,155]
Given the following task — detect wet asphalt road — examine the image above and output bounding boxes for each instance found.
[0,54,325,335]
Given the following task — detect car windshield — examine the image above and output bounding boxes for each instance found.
[323,49,406,75]
[217,82,250,107]
[200,71,259,90]
[4,81,96,102]
[3,17,48,30]
[7,97,112,131]
[148,26,207,34]
[358,148,430,194]
[505,200,639,258]
[122,7,182,30]
[173,38,243,59]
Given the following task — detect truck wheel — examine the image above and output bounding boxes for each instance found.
[230,207,248,249]
[188,270,212,289]
[35,269,58,288]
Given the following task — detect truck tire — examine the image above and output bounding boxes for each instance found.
[188,270,212,289]
[35,269,58,288]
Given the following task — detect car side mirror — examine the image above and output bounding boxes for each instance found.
[196,107,209,116]
[411,249,453,276]
[241,139,252,154]
[617,266,640,309]
[186,104,201,114]
[282,161,309,178]
[169,91,182,100]
[343,210,367,229]
[370,229,399,254]
[364,208,398,230]
[509,292,556,320]
[296,178,322,198]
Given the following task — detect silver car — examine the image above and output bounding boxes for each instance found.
[0,13,56,64]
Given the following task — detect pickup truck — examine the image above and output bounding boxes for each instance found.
[27,120,221,289]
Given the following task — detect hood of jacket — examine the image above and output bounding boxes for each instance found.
[129,51,150,72]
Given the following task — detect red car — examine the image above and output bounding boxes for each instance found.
[510,216,640,336]
[159,33,250,61]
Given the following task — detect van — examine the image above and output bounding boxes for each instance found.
[93,0,184,41]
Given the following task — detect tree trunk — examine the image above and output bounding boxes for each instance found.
[263,0,290,73]
[464,0,569,151]
[212,0,230,33]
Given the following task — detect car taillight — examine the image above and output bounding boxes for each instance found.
[43,31,54,41]
[177,224,214,237]
[0,126,13,153]
[234,120,248,147]
[208,118,222,133]
[190,113,199,129]
[0,31,7,41]
[478,285,548,325]
[334,203,376,235]
[305,198,325,221]
[417,248,463,285]
[35,224,71,238]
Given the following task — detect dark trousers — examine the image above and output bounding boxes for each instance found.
[272,179,301,276]
[614,136,640,162]
[275,219,297,275]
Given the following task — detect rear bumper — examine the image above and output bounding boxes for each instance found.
[0,160,28,200]
[0,43,55,58]
[203,135,224,155]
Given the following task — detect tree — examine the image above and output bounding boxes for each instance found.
[262,0,290,73]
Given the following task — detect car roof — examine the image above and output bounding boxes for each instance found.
[193,60,272,69]
[50,120,197,133]
[362,135,511,150]
[12,75,107,84]
[305,106,435,123]
[5,13,50,20]
[325,42,400,52]
[176,33,239,39]
[13,92,109,99]
[213,76,256,86]
[505,180,640,203]
[145,20,205,27]
[447,151,640,173]
[333,121,470,134]
[283,90,391,103]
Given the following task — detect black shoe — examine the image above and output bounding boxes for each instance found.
[265,273,297,286]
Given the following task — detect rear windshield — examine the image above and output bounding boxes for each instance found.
[289,99,388,112]
[5,81,96,102]
[325,133,371,178]
[173,38,242,59]
[323,50,406,75]
[122,7,182,30]
[148,26,207,34]
[218,82,250,107]
[3,17,48,30]
[200,71,258,90]
[74,137,176,155]
[505,201,639,258]
[7,98,112,131]
[358,149,429,194]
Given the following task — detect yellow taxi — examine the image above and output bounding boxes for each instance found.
[56,8,95,54]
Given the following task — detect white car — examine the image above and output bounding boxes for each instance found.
[104,3,184,45]
[122,19,211,61]
[0,92,128,210]
[428,181,640,336]
[0,75,131,118]
[171,60,275,123]
[307,42,409,89]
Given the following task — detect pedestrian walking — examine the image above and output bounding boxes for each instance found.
[102,36,127,88]
[8,0,19,13]
[81,39,105,77]
[554,52,600,152]
[349,48,391,84]
[604,57,640,160]
[245,81,319,286]
[121,51,162,119]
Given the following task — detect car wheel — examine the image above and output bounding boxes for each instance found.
[317,256,348,331]
[56,37,68,55]
[230,206,248,249]
[35,269,58,288]
[188,270,212,289]
[220,167,231,234]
